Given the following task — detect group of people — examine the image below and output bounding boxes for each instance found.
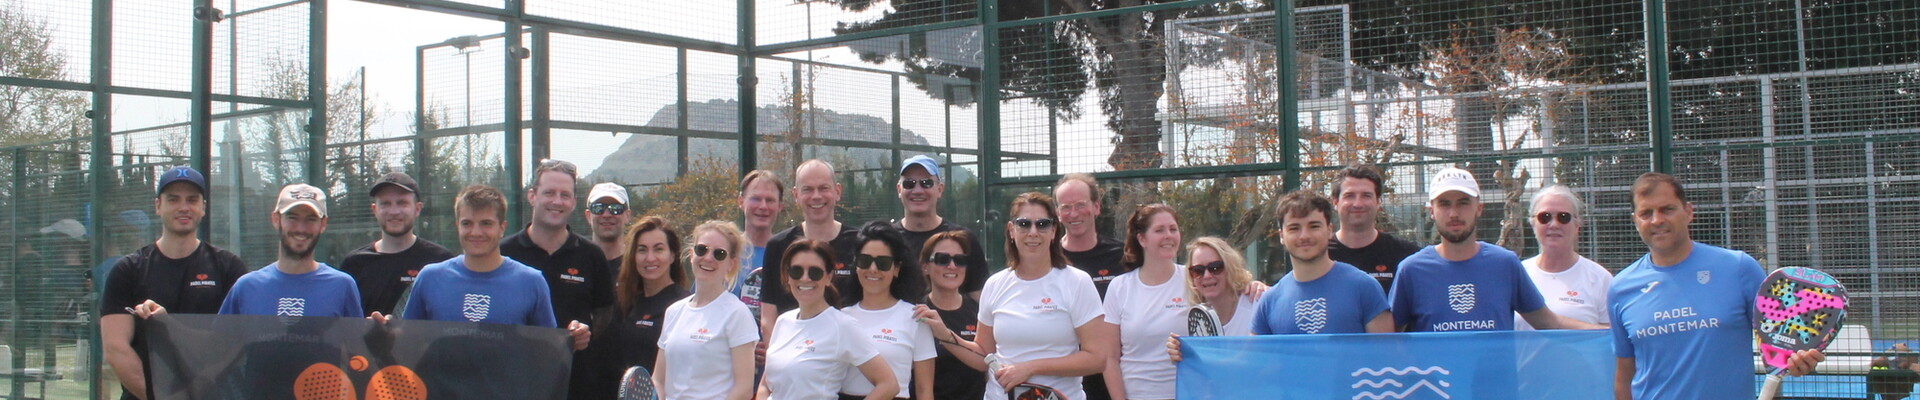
[96,154,1832,400]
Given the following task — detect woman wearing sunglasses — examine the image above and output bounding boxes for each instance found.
[1100,204,1187,400]
[1182,237,1257,336]
[1516,185,1610,330]
[615,216,692,375]
[761,239,899,400]
[976,192,1115,400]
[657,221,760,400]
[837,221,934,400]
[911,230,988,400]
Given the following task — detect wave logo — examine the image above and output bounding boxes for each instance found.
[1447,284,1475,314]
[277,298,307,317]
[1351,366,1451,399]
[461,294,491,322]
[1294,297,1329,334]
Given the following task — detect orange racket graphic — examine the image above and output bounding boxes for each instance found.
[365,365,429,400]
[292,363,356,400]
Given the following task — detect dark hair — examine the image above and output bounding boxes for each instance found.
[1122,203,1181,268]
[842,221,926,307]
[455,184,507,221]
[1055,173,1102,204]
[617,215,688,312]
[741,169,786,201]
[1275,189,1335,226]
[1632,172,1689,205]
[1004,192,1070,269]
[529,158,579,190]
[780,239,840,305]
[919,230,976,265]
[1331,164,1386,199]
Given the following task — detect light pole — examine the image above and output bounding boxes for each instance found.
[444,35,482,183]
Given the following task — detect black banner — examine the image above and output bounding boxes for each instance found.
[146,314,572,400]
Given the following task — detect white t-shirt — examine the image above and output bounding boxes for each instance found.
[1101,267,1189,399]
[765,307,881,400]
[1219,293,1258,336]
[658,294,761,400]
[839,300,938,397]
[978,266,1105,400]
[1514,255,1612,330]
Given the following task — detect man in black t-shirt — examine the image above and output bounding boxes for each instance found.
[585,182,632,274]
[338,172,456,317]
[498,159,611,400]
[1325,165,1422,295]
[760,159,863,317]
[1054,173,1127,297]
[99,166,249,400]
[892,154,988,300]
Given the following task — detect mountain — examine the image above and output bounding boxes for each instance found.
[586,99,937,184]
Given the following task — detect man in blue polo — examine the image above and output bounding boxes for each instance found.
[218,184,361,317]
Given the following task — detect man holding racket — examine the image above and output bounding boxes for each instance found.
[1608,172,1823,399]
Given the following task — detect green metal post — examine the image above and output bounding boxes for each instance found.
[190,0,215,239]
[531,27,551,163]
[1644,0,1673,173]
[677,48,689,177]
[1277,0,1301,192]
[308,0,327,185]
[979,0,1001,257]
[87,0,113,395]
[504,2,525,229]
[738,0,758,175]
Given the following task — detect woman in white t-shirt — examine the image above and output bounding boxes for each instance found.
[760,239,898,400]
[839,221,937,400]
[1516,185,1611,330]
[1101,204,1187,400]
[657,221,761,400]
[1183,237,1258,336]
[976,192,1116,400]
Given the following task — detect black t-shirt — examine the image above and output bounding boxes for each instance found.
[500,227,618,400]
[615,285,691,369]
[1327,231,1423,295]
[759,223,862,311]
[894,219,990,296]
[99,242,249,400]
[336,238,456,316]
[927,296,984,400]
[1063,237,1128,297]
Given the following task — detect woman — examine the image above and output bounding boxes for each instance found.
[839,221,935,400]
[912,231,988,400]
[976,192,1114,400]
[616,216,692,371]
[656,221,760,400]
[1183,237,1257,336]
[760,239,898,400]
[1101,204,1186,400]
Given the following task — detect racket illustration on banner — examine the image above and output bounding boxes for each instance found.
[619,366,658,400]
[1187,303,1221,337]
[1008,382,1067,400]
[742,267,764,317]
[292,363,355,400]
[365,365,427,400]
[1754,266,1849,400]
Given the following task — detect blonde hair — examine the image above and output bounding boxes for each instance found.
[1184,236,1253,305]
[687,220,750,291]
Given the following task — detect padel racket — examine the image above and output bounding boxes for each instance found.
[1008,382,1067,400]
[619,366,658,400]
[742,267,764,317]
[1754,266,1849,400]
[1187,303,1222,337]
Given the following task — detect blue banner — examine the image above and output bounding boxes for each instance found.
[1177,330,1614,400]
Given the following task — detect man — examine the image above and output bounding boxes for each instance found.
[1868,343,1919,400]
[1388,167,1599,332]
[391,184,585,342]
[586,182,632,271]
[737,170,783,296]
[497,159,609,400]
[1514,185,1610,330]
[1609,172,1821,399]
[759,159,861,319]
[892,154,988,300]
[1055,173,1127,295]
[100,166,249,400]
[218,184,361,317]
[1255,190,1395,335]
[1326,164,1422,294]
[338,172,455,316]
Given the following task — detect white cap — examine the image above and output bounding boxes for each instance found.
[589,182,629,205]
[1427,167,1481,201]
[275,184,328,218]
[39,219,86,240]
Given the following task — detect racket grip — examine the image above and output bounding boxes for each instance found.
[1758,374,1783,400]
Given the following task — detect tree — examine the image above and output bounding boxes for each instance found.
[0,0,88,148]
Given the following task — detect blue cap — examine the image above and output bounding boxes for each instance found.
[156,165,208,196]
[900,155,942,177]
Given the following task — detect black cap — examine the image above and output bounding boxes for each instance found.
[369,172,420,197]
[157,165,208,196]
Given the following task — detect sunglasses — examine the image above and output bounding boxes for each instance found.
[786,265,828,281]
[1535,212,1574,225]
[926,252,969,267]
[1188,261,1226,277]
[588,203,628,215]
[693,244,730,261]
[1012,218,1056,231]
[854,254,896,272]
[901,178,936,190]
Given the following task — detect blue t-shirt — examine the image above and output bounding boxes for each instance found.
[731,245,767,296]
[1608,242,1763,400]
[1253,262,1389,335]
[1388,242,1546,332]
[217,262,363,318]
[402,255,558,328]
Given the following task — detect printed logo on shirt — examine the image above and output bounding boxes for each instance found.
[1696,270,1711,285]
[1295,298,1329,334]
[800,339,817,352]
[1447,284,1476,314]
[401,270,418,283]
[636,314,656,327]
[874,328,899,342]
[561,268,585,284]
[277,298,307,317]
[1165,297,1187,310]
[1557,291,1586,305]
[1032,297,1060,312]
[1631,306,1721,340]
[1642,281,1661,293]
[690,328,714,343]
[191,273,217,288]
[461,294,491,322]
[961,324,978,339]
